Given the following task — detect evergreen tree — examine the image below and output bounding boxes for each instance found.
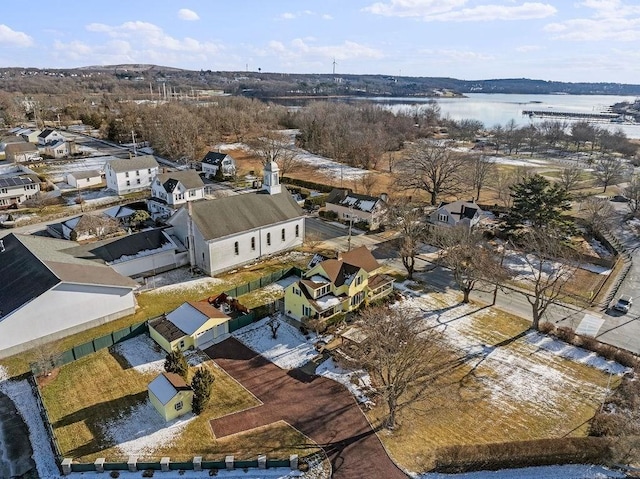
[505,174,572,235]
[164,349,188,379]
[191,368,215,415]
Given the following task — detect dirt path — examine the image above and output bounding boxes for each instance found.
[206,338,407,479]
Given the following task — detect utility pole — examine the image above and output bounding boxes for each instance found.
[332,58,337,75]
[131,130,137,156]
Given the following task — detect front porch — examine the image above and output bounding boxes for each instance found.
[367,274,394,302]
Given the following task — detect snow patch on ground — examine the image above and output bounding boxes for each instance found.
[233,315,318,370]
[484,155,550,168]
[0,366,8,381]
[526,332,631,375]
[419,464,625,479]
[101,400,194,456]
[113,334,165,374]
[72,470,306,478]
[141,267,224,294]
[64,189,118,207]
[0,378,60,479]
[316,358,372,405]
[588,238,613,258]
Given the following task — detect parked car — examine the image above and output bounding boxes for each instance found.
[612,295,633,313]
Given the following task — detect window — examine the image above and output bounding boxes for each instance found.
[126,180,131,186]
[281,228,285,242]
[136,178,141,184]
[125,172,129,178]
[355,276,363,287]
[293,287,301,296]
[438,213,448,222]
[295,225,299,237]
[179,340,185,349]
[0,188,6,194]
[317,284,330,297]
[302,305,312,318]
[234,241,239,255]
[175,401,183,411]
[189,190,196,197]
[251,237,256,250]
[148,168,152,174]
[136,170,140,176]
[266,233,271,246]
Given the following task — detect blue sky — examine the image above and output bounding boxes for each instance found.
[1,1,639,83]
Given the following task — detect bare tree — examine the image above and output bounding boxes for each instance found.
[465,155,495,201]
[31,341,61,377]
[580,197,615,234]
[594,156,625,192]
[388,199,429,280]
[396,140,465,205]
[433,226,508,303]
[250,131,302,178]
[624,175,640,217]
[558,166,584,194]
[513,229,579,330]
[267,316,281,339]
[348,306,458,429]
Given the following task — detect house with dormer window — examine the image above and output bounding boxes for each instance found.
[283,246,394,321]
[200,151,236,179]
[147,170,205,220]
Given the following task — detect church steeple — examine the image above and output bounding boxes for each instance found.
[262,161,281,195]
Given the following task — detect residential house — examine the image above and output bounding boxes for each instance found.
[149,300,233,353]
[0,176,40,208]
[47,214,123,242]
[148,170,205,220]
[0,135,26,159]
[66,170,102,189]
[325,189,388,230]
[37,128,65,146]
[428,200,483,229]
[148,372,194,422]
[63,228,188,278]
[0,234,138,358]
[18,129,42,143]
[284,245,394,321]
[4,142,40,163]
[167,161,304,276]
[103,205,137,224]
[201,151,236,179]
[105,155,159,195]
[43,140,77,159]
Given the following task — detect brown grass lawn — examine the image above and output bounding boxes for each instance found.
[366,294,617,473]
[41,346,319,462]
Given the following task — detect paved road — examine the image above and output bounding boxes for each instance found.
[207,338,408,479]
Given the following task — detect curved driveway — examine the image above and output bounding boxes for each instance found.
[206,338,407,479]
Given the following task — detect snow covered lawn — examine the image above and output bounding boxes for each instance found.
[232,316,318,370]
[420,464,624,479]
[112,334,165,374]
[368,286,627,473]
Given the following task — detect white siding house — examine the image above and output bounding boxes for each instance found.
[67,170,102,188]
[0,234,138,358]
[0,176,40,208]
[200,151,236,179]
[167,162,304,276]
[147,170,205,220]
[37,129,65,146]
[428,200,483,229]
[105,155,159,195]
[325,189,388,230]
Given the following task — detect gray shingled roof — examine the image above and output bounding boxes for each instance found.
[0,234,137,319]
[106,155,158,173]
[157,170,204,192]
[70,170,101,180]
[189,190,303,240]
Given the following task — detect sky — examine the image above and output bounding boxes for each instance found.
[1,0,639,84]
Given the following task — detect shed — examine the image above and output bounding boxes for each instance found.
[148,372,194,421]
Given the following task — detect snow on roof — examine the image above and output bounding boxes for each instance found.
[148,374,179,405]
[315,294,343,311]
[310,275,330,284]
[103,205,136,218]
[340,195,377,212]
[165,302,224,336]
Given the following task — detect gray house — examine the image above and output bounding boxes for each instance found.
[429,200,483,228]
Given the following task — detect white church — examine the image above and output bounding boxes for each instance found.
[167,161,305,276]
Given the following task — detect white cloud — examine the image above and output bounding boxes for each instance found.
[363,0,556,21]
[419,48,495,62]
[85,21,221,54]
[278,10,333,20]
[258,38,384,66]
[0,24,34,47]
[177,8,200,21]
[515,44,543,52]
[280,12,297,19]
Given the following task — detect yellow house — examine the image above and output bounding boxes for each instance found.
[149,301,231,353]
[148,372,194,421]
[284,245,394,321]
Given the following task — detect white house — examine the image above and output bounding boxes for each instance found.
[67,170,102,189]
[167,161,305,276]
[48,214,122,242]
[428,200,483,229]
[0,175,40,208]
[325,189,388,230]
[17,129,41,143]
[201,151,236,179]
[0,234,138,358]
[44,140,77,159]
[105,155,159,195]
[37,128,65,146]
[147,170,205,220]
[62,228,188,278]
[4,142,40,163]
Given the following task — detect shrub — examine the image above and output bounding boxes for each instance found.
[555,326,576,343]
[579,336,600,351]
[164,349,188,379]
[191,367,215,415]
[613,350,637,369]
[142,470,154,478]
[597,344,617,361]
[110,472,120,479]
[538,322,556,334]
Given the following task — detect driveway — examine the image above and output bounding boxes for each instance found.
[206,338,407,479]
